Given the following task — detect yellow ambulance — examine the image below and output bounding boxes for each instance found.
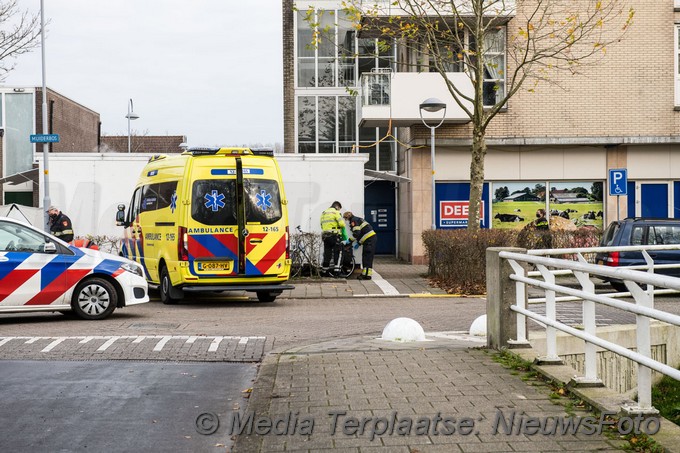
[116,147,293,303]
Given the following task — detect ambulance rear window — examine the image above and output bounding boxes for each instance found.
[191,180,237,225]
[245,179,282,224]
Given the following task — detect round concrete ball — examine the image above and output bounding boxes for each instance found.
[469,315,487,336]
[381,317,426,342]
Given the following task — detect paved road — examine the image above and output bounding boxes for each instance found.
[0,360,256,452]
[0,296,487,358]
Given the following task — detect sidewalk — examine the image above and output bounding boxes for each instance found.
[234,336,628,452]
[280,256,451,299]
[233,258,634,452]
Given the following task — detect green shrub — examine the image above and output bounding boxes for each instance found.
[422,227,602,294]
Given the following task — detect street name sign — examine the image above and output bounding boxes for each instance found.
[30,134,60,143]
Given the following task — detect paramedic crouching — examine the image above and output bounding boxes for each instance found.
[48,205,74,242]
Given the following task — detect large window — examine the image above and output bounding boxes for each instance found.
[295,8,397,171]
[5,93,33,176]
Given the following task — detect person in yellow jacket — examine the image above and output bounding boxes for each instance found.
[320,201,347,275]
[343,211,377,280]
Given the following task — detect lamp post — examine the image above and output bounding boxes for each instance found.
[126,98,139,153]
[40,0,50,232]
[419,98,446,230]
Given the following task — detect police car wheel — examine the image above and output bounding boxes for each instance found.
[160,267,180,305]
[256,291,277,303]
[71,278,117,320]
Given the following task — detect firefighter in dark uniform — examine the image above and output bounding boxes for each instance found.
[320,201,348,275]
[343,211,377,280]
[48,205,74,242]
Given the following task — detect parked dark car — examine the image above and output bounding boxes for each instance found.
[595,218,680,291]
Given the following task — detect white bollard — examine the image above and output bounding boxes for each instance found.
[469,315,487,336]
[381,317,426,342]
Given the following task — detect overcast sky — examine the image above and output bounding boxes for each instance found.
[4,1,283,147]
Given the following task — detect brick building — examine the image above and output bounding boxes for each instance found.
[285,0,680,263]
[100,135,186,154]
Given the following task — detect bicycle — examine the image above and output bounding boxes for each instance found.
[290,226,356,279]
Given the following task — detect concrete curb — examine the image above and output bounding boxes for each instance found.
[232,353,280,453]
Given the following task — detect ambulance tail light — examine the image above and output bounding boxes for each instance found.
[285,225,290,259]
[178,226,189,261]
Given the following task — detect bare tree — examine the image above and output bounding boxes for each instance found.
[0,0,42,81]
[310,0,633,231]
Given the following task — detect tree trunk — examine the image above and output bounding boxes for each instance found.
[467,127,486,232]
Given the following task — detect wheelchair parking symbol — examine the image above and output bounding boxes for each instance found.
[609,169,628,196]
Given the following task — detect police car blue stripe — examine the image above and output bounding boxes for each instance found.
[39,258,70,290]
[93,259,123,275]
[0,253,26,281]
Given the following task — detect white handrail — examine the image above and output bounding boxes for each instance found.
[498,245,680,413]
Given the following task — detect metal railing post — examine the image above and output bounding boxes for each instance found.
[624,281,657,414]
[507,260,530,347]
[572,269,603,386]
[535,264,562,364]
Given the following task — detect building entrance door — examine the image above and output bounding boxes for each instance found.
[635,182,670,217]
[364,180,395,255]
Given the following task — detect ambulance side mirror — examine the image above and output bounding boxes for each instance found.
[116,204,128,227]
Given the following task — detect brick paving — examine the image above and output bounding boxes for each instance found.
[234,347,627,452]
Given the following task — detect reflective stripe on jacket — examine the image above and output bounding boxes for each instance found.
[320,207,345,235]
[348,216,376,244]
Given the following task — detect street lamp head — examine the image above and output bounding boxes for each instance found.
[419,97,446,113]
[125,112,140,120]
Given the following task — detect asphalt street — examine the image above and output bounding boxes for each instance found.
[0,360,257,452]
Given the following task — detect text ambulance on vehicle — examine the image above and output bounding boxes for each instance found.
[116,147,294,304]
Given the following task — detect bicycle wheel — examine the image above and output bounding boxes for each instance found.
[336,254,356,279]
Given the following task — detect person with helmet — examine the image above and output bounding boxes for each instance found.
[47,205,74,242]
[343,211,377,280]
[320,201,347,275]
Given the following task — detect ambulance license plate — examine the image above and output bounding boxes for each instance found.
[197,261,232,272]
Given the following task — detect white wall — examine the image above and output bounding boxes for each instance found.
[37,153,368,238]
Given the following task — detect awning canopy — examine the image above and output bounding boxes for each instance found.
[364,169,411,183]
[0,168,39,186]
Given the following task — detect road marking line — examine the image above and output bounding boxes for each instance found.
[26,337,43,344]
[0,338,13,347]
[238,337,248,345]
[97,337,120,352]
[132,336,146,343]
[371,271,400,296]
[208,337,223,352]
[153,336,172,352]
[79,337,93,344]
[186,336,198,344]
[41,338,66,352]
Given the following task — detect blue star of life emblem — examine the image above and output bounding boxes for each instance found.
[170,192,177,213]
[256,190,272,211]
[204,190,225,212]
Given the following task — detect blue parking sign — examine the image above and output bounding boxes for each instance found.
[609,169,627,196]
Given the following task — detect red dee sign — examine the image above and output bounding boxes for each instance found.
[440,201,485,227]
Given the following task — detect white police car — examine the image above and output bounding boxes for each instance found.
[0,217,148,320]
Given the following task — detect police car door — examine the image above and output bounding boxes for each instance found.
[0,220,69,306]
